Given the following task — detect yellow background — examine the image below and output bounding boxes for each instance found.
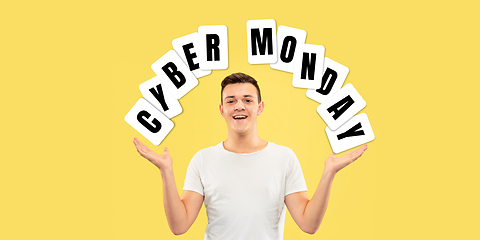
[1,0,479,239]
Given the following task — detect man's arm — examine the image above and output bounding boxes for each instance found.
[285,145,368,234]
[133,138,204,235]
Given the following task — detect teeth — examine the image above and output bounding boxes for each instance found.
[234,116,246,119]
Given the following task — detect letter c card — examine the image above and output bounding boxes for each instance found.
[125,98,174,146]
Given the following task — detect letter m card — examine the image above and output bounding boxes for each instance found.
[247,19,277,64]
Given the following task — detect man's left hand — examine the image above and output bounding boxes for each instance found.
[324,145,368,174]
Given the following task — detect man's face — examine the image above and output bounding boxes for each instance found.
[220,83,264,136]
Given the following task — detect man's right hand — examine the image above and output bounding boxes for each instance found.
[133,138,203,235]
[133,138,172,171]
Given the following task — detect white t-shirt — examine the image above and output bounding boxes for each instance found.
[183,142,308,240]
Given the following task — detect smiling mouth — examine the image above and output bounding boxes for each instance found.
[233,116,247,120]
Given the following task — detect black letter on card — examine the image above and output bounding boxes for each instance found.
[279,36,296,63]
[337,123,365,140]
[316,68,338,95]
[251,28,273,55]
[301,53,317,80]
[161,62,186,89]
[149,84,169,111]
[206,34,220,61]
[327,95,354,120]
[137,110,162,133]
[182,43,199,71]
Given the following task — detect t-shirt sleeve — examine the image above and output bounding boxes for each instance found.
[182,151,204,196]
[285,150,308,196]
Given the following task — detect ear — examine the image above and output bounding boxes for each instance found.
[219,103,225,117]
[257,101,265,116]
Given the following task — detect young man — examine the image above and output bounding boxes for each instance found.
[133,72,368,239]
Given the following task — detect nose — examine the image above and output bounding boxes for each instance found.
[235,101,245,111]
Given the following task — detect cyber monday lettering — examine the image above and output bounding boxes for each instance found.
[125,19,375,153]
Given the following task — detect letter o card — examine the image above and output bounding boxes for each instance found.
[317,83,366,131]
[306,57,350,103]
[139,77,182,119]
[292,44,325,89]
[172,32,211,78]
[325,113,375,153]
[151,50,198,99]
[247,19,277,64]
[198,25,228,70]
[125,98,174,146]
[270,25,306,73]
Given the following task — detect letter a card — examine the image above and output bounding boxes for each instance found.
[317,83,366,131]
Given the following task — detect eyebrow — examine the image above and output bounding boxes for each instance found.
[224,95,255,100]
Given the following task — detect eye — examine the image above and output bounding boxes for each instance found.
[245,99,253,103]
[227,100,234,104]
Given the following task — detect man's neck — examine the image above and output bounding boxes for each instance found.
[223,132,268,154]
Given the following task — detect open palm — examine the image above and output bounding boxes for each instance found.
[133,138,172,170]
[325,145,368,173]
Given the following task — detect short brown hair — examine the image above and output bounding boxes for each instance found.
[221,73,261,104]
